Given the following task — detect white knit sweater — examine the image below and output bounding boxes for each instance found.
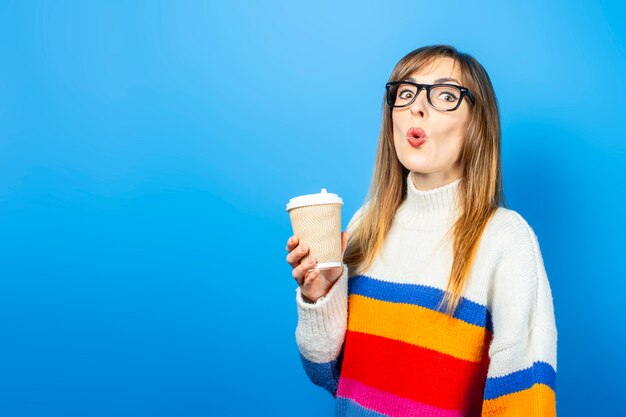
[294,172,558,416]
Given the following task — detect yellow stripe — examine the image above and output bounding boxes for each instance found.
[347,294,491,363]
[481,384,556,417]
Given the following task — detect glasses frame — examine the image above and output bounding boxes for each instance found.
[385,81,476,112]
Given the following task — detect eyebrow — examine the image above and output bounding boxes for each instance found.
[406,76,461,85]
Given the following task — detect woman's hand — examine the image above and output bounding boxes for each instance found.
[285,232,350,303]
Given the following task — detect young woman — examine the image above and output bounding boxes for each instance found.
[285,44,557,417]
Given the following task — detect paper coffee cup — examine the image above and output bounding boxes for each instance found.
[286,188,343,271]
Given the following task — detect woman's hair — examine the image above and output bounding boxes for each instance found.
[343,44,506,318]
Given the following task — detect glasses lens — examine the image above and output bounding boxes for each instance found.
[387,83,418,107]
[429,85,462,110]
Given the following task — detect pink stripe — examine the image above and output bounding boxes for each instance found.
[337,376,465,417]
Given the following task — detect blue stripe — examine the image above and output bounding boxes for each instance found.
[299,353,341,397]
[483,361,556,400]
[348,275,493,331]
[335,397,388,417]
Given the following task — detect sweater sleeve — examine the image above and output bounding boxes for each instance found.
[481,215,558,416]
[294,204,365,397]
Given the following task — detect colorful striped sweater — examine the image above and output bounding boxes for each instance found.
[294,173,558,416]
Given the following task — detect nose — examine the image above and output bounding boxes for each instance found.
[409,87,428,117]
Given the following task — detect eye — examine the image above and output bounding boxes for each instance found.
[438,91,458,102]
[398,89,414,99]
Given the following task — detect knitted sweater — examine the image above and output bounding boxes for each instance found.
[294,172,558,417]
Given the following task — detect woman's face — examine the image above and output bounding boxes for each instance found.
[392,56,471,190]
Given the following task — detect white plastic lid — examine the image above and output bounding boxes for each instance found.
[286,188,343,211]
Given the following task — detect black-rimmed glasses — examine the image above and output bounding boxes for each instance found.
[385,81,476,111]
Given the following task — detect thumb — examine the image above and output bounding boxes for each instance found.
[341,231,350,255]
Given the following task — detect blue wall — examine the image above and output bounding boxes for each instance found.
[1,1,624,415]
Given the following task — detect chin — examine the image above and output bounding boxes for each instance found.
[402,154,430,168]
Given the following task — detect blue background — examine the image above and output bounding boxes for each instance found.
[1,1,624,416]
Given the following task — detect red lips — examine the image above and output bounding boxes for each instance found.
[407,127,427,147]
[407,127,427,139]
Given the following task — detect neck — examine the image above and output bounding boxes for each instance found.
[395,171,462,230]
[410,171,463,191]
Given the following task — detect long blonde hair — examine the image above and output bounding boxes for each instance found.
[343,44,506,317]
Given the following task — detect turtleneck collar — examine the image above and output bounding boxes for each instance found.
[395,171,462,230]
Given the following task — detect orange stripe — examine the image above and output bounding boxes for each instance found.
[481,384,556,417]
[348,294,492,362]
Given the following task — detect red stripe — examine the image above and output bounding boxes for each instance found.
[340,330,490,411]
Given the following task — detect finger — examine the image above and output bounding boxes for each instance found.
[303,268,320,288]
[286,243,308,268]
[285,235,299,252]
[292,269,304,287]
[293,259,315,287]
[341,231,350,255]
[292,256,316,283]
